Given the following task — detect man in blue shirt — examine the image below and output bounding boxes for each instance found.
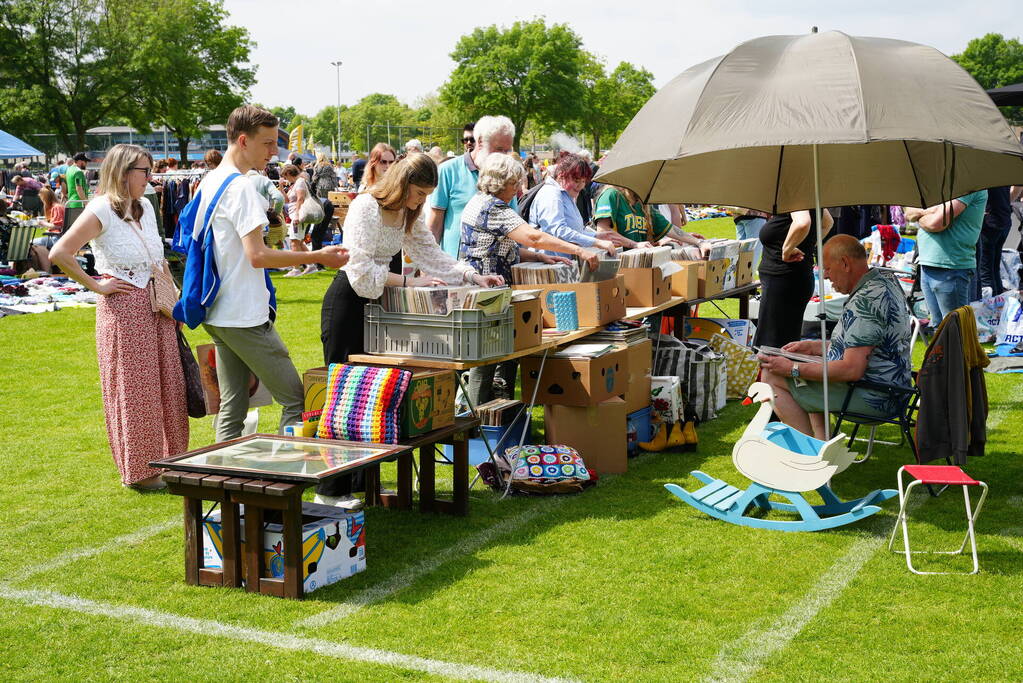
[905,190,988,326]
[428,115,517,257]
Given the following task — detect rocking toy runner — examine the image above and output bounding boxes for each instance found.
[665,382,897,531]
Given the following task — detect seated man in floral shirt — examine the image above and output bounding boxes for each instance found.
[757,235,913,440]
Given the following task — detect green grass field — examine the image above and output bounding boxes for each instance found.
[2,217,1021,681]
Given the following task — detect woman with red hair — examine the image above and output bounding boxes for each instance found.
[527,152,611,259]
[358,143,396,192]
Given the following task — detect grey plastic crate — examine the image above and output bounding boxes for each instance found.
[364,304,514,361]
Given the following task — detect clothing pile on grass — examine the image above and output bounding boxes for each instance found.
[0,274,96,317]
[684,205,735,222]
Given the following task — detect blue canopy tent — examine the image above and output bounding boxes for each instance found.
[0,129,43,159]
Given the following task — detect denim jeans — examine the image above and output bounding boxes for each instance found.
[735,216,766,267]
[920,265,973,326]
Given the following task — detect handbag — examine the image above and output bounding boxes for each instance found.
[176,328,207,418]
[297,195,325,224]
[127,216,178,318]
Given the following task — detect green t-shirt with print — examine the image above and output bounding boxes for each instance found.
[593,187,671,243]
[65,164,88,208]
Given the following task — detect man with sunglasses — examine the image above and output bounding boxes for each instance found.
[462,123,475,152]
[428,116,518,257]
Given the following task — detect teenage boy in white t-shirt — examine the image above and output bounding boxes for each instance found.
[202,104,348,440]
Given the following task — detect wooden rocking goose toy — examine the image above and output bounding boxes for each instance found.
[733,381,855,491]
[664,382,896,532]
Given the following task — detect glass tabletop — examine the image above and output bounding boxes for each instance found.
[151,434,408,483]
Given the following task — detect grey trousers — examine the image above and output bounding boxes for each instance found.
[203,321,304,442]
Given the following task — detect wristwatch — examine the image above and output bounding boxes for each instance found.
[790,363,800,379]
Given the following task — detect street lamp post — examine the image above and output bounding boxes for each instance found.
[330,60,342,161]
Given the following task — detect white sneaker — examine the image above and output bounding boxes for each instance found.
[283,268,302,278]
[300,264,318,276]
[313,493,363,510]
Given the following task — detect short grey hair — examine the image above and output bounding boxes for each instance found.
[477,153,525,195]
[473,115,515,147]
[405,138,423,153]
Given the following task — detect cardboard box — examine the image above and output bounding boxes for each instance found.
[519,345,628,407]
[736,252,754,286]
[622,268,672,308]
[512,297,543,350]
[702,258,728,297]
[544,397,627,474]
[302,365,455,438]
[202,503,366,594]
[512,275,625,328]
[623,339,652,413]
[670,261,701,300]
[650,376,684,425]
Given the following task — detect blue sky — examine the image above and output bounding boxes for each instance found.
[221,0,1019,115]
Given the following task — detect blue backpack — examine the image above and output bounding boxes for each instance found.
[172,173,277,328]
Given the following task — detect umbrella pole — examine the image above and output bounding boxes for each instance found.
[813,143,830,438]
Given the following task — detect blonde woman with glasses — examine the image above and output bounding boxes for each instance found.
[50,144,189,490]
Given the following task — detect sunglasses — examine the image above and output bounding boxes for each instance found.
[463,137,474,144]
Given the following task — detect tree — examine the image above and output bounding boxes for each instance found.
[269,105,298,130]
[440,18,585,150]
[338,93,416,153]
[126,0,254,163]
[0,0,139,152]
[952,33,1023,122]
[576,55,657,156]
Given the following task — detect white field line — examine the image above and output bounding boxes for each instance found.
[0,585,577,683]
[704,404,1012,683]
[297,495,567,629]
[11,518,179,582]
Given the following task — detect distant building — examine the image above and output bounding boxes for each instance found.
[85,125,292,162]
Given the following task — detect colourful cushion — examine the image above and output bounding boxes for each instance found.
[317,364,412,444]
[507,445,590,482]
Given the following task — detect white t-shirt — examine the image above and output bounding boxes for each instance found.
[201,162,271,328]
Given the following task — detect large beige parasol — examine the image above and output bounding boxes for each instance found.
[595,30,1023,434]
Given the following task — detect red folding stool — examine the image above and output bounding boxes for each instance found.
[888,465,988,575]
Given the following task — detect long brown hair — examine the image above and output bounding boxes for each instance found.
[601,184,654,241]
[97,143,153,221]
[369,153,437,232]
[364,142,396,189]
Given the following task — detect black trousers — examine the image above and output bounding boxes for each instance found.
[316,259,400,497]
[753,270,814,348]
[310,199,334,251]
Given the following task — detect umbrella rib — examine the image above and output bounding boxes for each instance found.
[644,159,667,204]
[902,140,926,209]
[771,146,785,214]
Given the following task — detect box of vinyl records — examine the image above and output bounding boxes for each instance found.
[670,261,701,300]
[519,344,628,406]
[512,297,543,350]
[736,252,755,286]
[512,275,626,328]
[621,268,672,307]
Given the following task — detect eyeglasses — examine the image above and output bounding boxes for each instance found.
[131,166,152,177]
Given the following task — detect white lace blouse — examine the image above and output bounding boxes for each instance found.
[85,195,164,289]
[342,193,475,300]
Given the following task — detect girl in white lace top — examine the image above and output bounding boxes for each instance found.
[50,144,189,491]
[317,153,502,504]
[321,153,504,365]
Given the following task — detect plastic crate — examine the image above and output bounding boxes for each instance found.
[627,406,653,453]
[364,303,513,361]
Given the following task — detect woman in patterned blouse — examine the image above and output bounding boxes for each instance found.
[459,153,613,406]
